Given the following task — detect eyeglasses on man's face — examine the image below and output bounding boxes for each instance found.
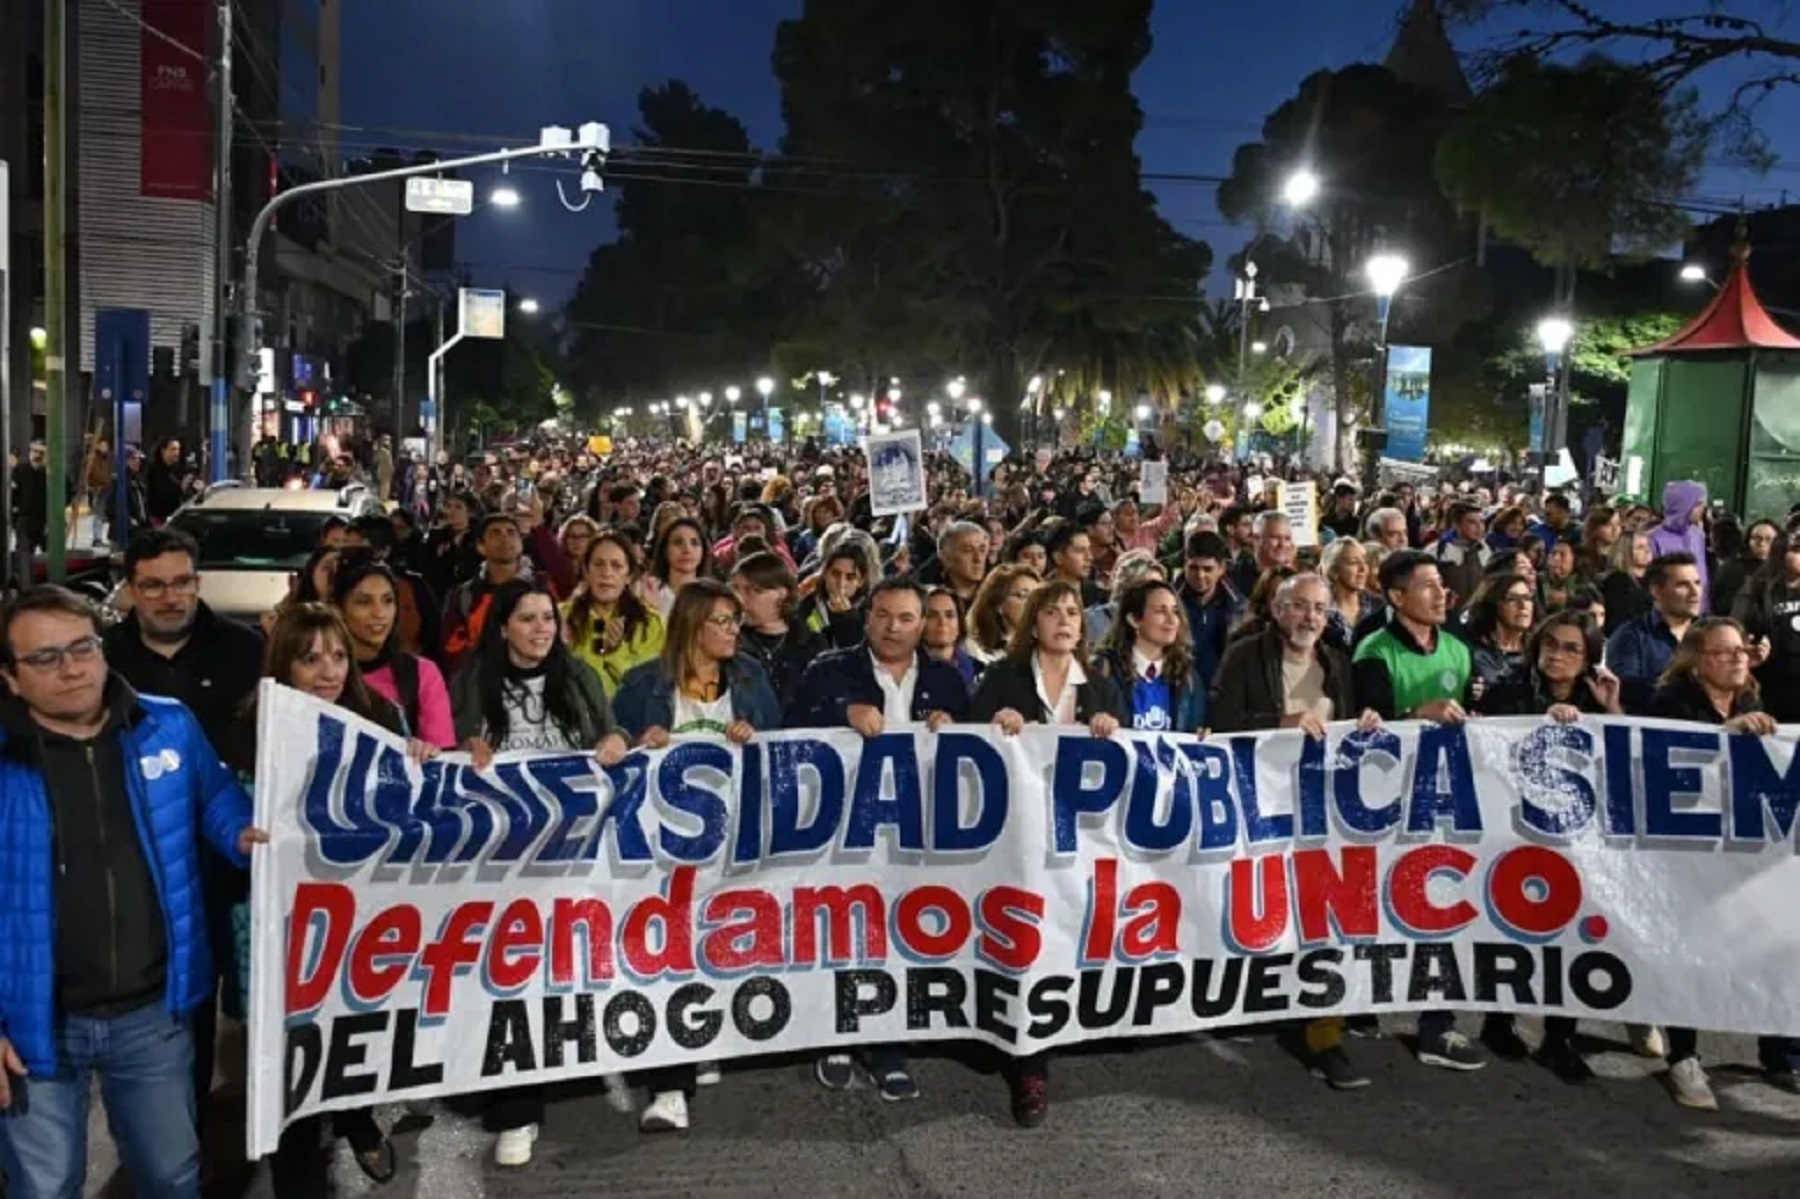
[12,636,104,673]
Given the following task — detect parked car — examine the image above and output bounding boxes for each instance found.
[110,482,384,624]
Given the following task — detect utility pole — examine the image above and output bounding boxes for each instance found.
[208,0,233,482]
[0,158,15,587]
[391,250,408,444]
[43,0,68,581]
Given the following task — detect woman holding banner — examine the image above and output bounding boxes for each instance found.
[226,603,440,1196]
[1647,617,1799,1111]
[450,580,630,1165]
[331,554,456,749]
[968,579,1123,1127]
[612,579,782,1133]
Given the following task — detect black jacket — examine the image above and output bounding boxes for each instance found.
[786,644,971,729]
[104,601,264,752]
[3,679,166,1016]
[1209,625,1356,734]
[967,655,1121,726]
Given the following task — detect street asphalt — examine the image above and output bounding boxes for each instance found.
[69,1016,1800,1198]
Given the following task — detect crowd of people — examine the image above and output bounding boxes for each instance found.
[2,427,1798,1198]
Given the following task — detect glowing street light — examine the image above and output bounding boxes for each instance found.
[491,184,522,209]
[887,385,903,403]
[1026,375,1043,394]
[1679,263,1709,284]
[980,412,993,425]
[850,393,866,411]
[756,377,775,399]
[1244,401,1265,419]
[518,297,540,314]
[1282,168,1320,208]
[699,391,713,408]
[725,385,742,404]
[1251,340,1267,355]
[675,396,691,410]
[926,401,942,417]
[1536,316,1575,358]
[1365,253,1409,299]
[1134,403,1151,421]
[29,327,47,348]
[947,378,967,401]
[1205,383,1227,405]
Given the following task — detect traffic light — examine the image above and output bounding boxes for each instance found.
[298,388,318,409]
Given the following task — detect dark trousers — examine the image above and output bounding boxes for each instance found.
[269,1109,383,1199]
[1008,1052,1049,1084]
[484,1086,546,1132]
[643,1064,697,1098]
[1667,1027,1800,1069]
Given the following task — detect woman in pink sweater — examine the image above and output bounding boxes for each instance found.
[332,553,457,747]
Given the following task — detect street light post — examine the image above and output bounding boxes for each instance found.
[1536,315,1575,471]
[233,124,609,479]
[1362,252,1409,488]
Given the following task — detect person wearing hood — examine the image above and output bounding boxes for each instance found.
[1647,480,1711,609]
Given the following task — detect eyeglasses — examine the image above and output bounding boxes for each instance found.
[1502,593,1534,606]
[705,613,744,629]
[132,575,199,600]
[12,636,103,673]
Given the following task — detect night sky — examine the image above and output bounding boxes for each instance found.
[336,0,1800,310]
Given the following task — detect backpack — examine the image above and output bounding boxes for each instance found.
[390,651,423,738]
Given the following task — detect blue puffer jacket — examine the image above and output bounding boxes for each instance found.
[0,688,251,1073]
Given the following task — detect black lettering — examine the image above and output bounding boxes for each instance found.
[1132,962,1186,1025]
[1295,949,1345,1009]
[1025,974,1072,1038]
[482,1000,535,1077]
[1542,945,1564,1005]
[906,967,970,1032]
[833,969,897,1034]
[732,977,792,1042]
[389,1007,443,1091]
[603,991,656,1057]
[1243,954,1292,1015]
[321,1012,387,1100]
[1568,952,1632,1011]
[283,1022,322,1118]
[1472,943,1537,1005]
[667,983,723,1050]
[1354,943,1408,1003]
[974,969,1019,1043]
[1407,943,1466,1004]
[1190,958,1243,1018]
[1077,967,1134,1029]
[540,994,597,1068]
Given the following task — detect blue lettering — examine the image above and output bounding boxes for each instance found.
[733,741,764,864]
[489,763,555,861]
[844,734,926,852]
[1232,736,1292,844]
[1406,725,1481,834]
[1641,727,1723,840]
[931,733,1007,852]
[767,738,847,856]
[1123,739,1190,852]
[1051,736,1129,854]
[583,758,653,863]
[527,756,602,863]
[1296,733,1328,840]
[656,742,733,862]
[303,717,386,866]
[1602,723,1637,835]
[1728,734,1800,844]
[1333,727,1402,835]
[1515,724,1597,837]
[1180,742,1237,850]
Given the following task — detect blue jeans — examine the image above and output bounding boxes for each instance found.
[0,1003,199,1199]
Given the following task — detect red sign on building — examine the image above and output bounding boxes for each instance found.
[140,0,211,200]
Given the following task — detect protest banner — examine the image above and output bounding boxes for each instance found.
[248,683,1800,1155]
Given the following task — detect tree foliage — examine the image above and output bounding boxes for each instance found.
[771,0,1210,441]
[1435,55,1706,268]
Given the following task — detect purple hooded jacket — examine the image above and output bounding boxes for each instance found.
[1646,479,1710,609]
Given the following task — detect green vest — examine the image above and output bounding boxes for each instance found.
[1352,624,1471,715]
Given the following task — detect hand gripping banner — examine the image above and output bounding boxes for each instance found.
[246,682,1800,1155]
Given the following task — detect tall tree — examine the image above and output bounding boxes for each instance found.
[1217,64,1476,467]
[562,82,794,420]
[772,0,1209,442]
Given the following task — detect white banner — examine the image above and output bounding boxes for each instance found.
[248,684,1800,1155]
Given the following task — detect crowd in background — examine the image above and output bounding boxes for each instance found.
[5,425,1800,1198]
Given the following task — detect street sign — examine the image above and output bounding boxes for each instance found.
[459,289,506,340]
[405,177,473,216]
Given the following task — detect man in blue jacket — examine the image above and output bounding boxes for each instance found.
[0,586,263,1199]
[787,579,969,1101]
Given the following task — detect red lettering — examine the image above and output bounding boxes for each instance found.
[1226,854,1289,952]
[792,885,888,964]
[1387,845,1478,936]
[700,889,786,972]
[1486,846,1582,938]
[976,886,1044,971]
[549,897,615,987]
[484,899,544,992]
[1082,857,1119,963]
[621,866,698,979]
[893,885,972,960]
[418,901,492,1018]
[345,904,420,1005]
[1119,882,1181,959]
[1291,846,1380,943]
[287,881,356,1014]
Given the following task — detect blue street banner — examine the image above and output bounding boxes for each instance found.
[823,406,857,447]
[251,683,1800,1156]
[1528,384,1547,454]
[768,408,785,443]
[949,423,1011,482]
[1383,345,1433,463]
[732,411,747,445]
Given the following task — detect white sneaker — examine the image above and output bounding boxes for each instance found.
[494,1123,539,1166]
[1630,1024,1667,1059]
[695,1061,722,1087]
[639,1090,689,1132]
[1667,1058,1718,1110]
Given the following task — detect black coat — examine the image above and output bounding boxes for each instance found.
[1208,624,1356,734]
[786,644,970,729]
[967,655,1121,726]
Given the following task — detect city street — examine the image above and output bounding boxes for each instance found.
[84,1019,1800,1198]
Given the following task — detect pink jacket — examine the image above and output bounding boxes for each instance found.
[363,655,457,749]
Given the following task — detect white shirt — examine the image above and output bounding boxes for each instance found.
[1132,648,1164,681]
[870,651,919,726]
[1033,653,1087,725]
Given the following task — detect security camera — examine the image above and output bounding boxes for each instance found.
[580,149,606,194]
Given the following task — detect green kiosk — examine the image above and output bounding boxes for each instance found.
[1621,244,1800,519]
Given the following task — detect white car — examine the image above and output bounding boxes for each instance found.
[155,483,385,623]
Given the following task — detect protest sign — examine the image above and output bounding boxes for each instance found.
[1282,481,1318,547]
[249,684,1800,1155]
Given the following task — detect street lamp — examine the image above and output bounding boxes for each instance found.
[699,391,713,408]
[1536,316,1574,359]
[1366,253,1409,307]
[1251,340,1267,355]
[725,385,741,404]
[1205,383,1227,405]
[1244,401,1265,420]
[1680,263,1708,283]
[1282,168,1321,208]
[947,378,967,402]
[1134,402,1151,422]
[756,377,775,399]
[491,184,522,208]
[518,297,539,314]
[1536,315,1576,463]
[1363,253,1410,486]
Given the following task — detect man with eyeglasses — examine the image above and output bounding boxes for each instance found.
[103,527,265,1155]
[0,585,264,1199]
